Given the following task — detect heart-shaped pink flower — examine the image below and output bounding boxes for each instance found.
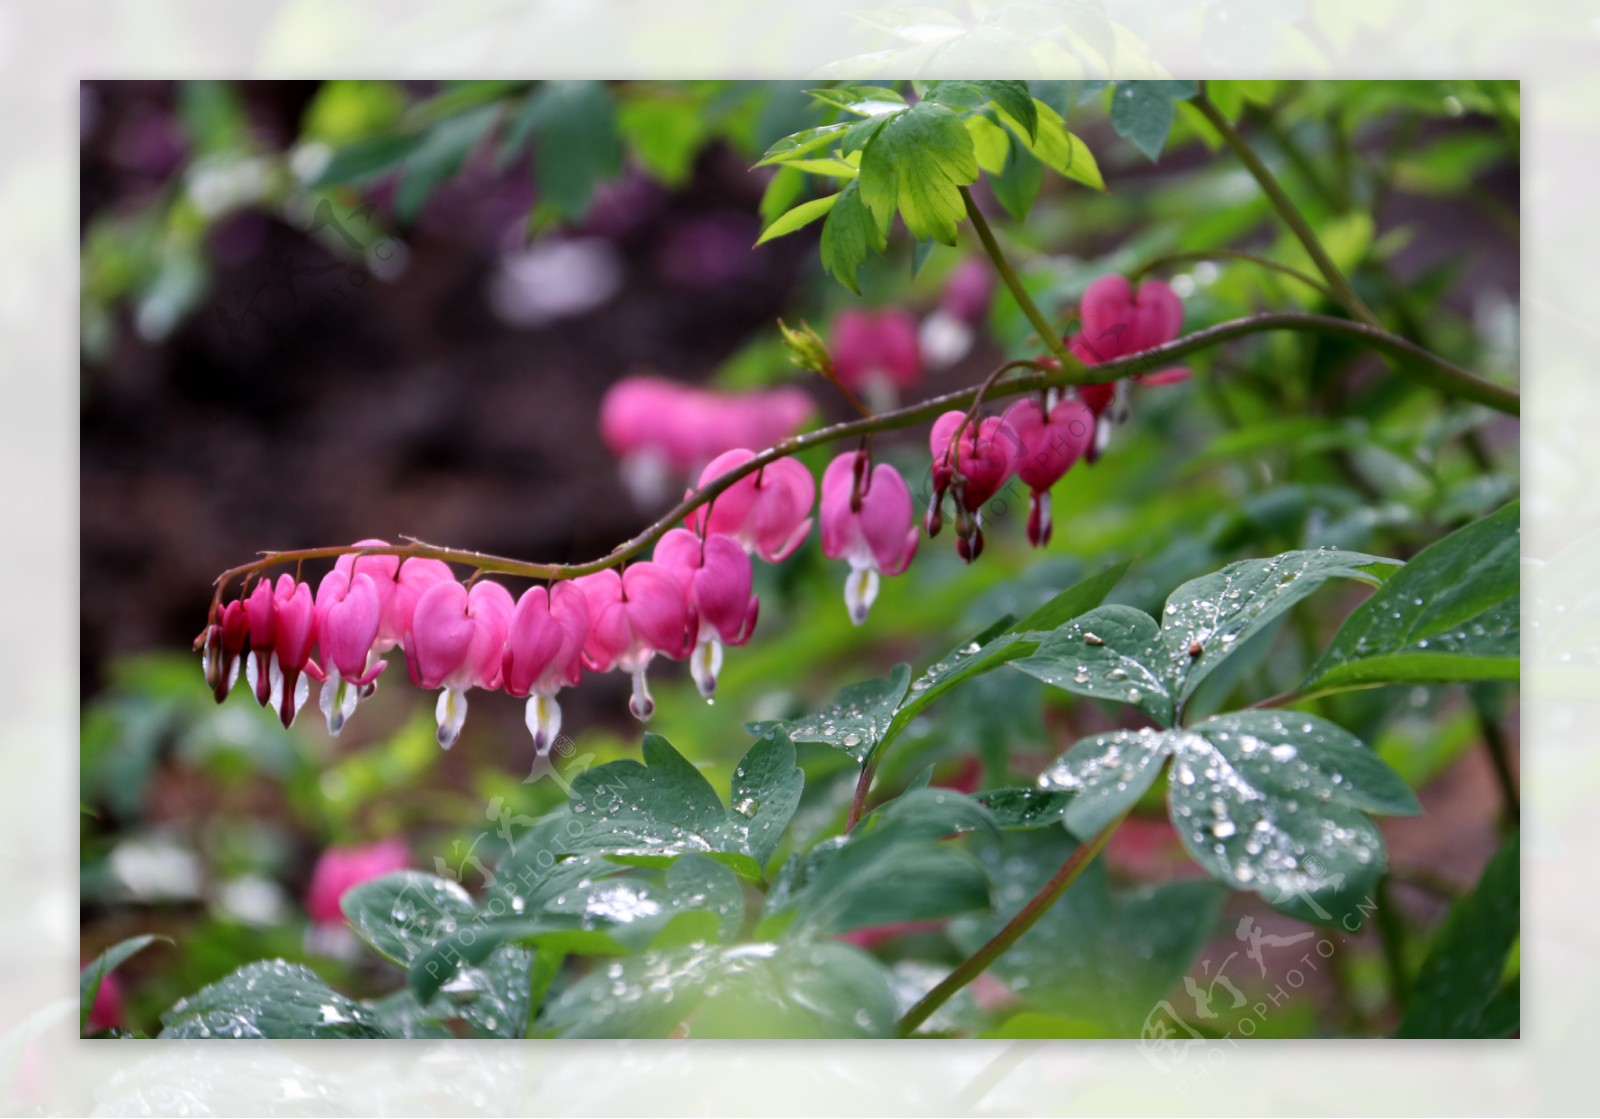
[1002,397,1095,546]
[820,451,919,624]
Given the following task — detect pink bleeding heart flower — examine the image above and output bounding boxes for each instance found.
[573,562,692,721]
[243,578,278,708]
[920,258,995,368]
[832,309,922,409]
[201,598,249,703]
[927,411,1019,562]
[304,839,411,927]
[653,529,759,698]
[1067,275,1188,459]
[314,568,387,735]
[383,557,455,650]
[1001,396,1095,547]
[686,449,815,563]
[502,582,591,754]
[245,575,321,729]
[820,451,919,624]
[600,376,814,505]
[404,579,514,749]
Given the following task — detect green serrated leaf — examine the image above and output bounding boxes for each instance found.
[922,79,1038,140]
[997,100,1104,190]
[1306,502,1520,694]
[819,177,886,294]
[807,85,908,117]
[160,960,391,1039]
[729,729,806,866]
[1398,835,1519,1037]
[755,193,838,246]
[857,101,980,245]
[1109,80,1198,162]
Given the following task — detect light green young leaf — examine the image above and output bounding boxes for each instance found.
[755,193,839,246]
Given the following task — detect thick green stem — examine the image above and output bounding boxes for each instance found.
[896,813,1124,1036]
[1192,91,1381,329]
[960,186,1085,374]
[211,311,1516,610]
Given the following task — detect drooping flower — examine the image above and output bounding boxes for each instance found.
[243,574,321,729]
[243,578,278,708]
[201,597,249,703]
[653,528,759,698]
[1001,396,1095,546]
[819,451,918,624]
[927,411,1019,562]
[384,557,455,651]
[313,568,387,735]
[831,309,922,410]
[600,376,815,505]
[920,258,994,369]
[502,582,590,754]
[573,563,693,721]
[304,839,411,927]
[404,579,515,749]
[686,449,815,563]
[1065,275,1188,459]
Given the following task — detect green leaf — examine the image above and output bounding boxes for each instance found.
[973,787,1076,830]
[1398,835,1520,1038]
[750,663,911,763]
[1038,727,1173,837]
[922,79,1038,140]
[950,831,1224,1035]
[503,80,623,221]
[1012,605,1176,726]
[755,122,852,167]
[159,960,391,1039]
[392,105,501,222]
[762,790,993,939]
[989,138,1045,222]
[340,871,475,966]
[617,92,708,186]
[728,728,806,867]
[81,935,164,1031]
[997,100,1104,190]
[885,561,1133,746]
[806,85,907,116]
[1109,80,1198,161]
[856,101,980,245]
[1305,502,1520,693]
[1038,711,1417,922]
[309,133,425,189]
[758,164,805,225]
[819,177,886,294]
[541,939,897,1039]
[558,733,786,879]
[1161,548,1396,708]
[755,193,838,246]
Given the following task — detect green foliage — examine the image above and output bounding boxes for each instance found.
[159,961,391,1039]
[952,830,1224,1035]
[81,935,165,1032]
[1305,500,1520,693]
[1108,80,1199,161]
[1397,835,1520,1038]
[501,80,623,223]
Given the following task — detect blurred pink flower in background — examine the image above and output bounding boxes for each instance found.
[919,258,994,369]
[304,839,411,927]
[600,375,815,506]
[81,963,125,1033]
[831,309,922,411]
